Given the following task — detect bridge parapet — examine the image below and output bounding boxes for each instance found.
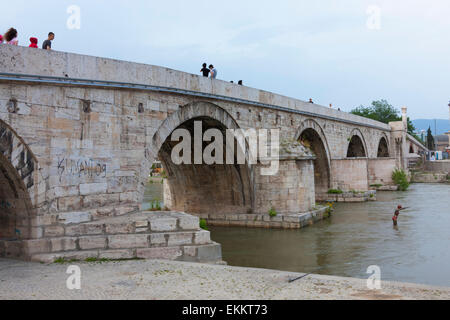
[0,46,390,130]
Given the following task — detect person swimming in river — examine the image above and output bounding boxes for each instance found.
[393,205,408,226]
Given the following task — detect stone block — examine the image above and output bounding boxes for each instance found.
[108,234,149,249]
[80,183,107,195]
[79,236,108,250]
[193,230,211,245]
[50,237,77,252]
[105,222,135,234]
[167,233,193,246]
[115,206,136,216]
[135,220,149,228]
[136,247,182,260]
[58,211,91,225]
[99,249,135,260]
[150,218,177,232]
[183,246,197,257]
[23,239,51,255]
[195,243,222,262]
[178,215,199,230]
[65,223,104,236]
[150,233,167,246]
[44,226,65,237]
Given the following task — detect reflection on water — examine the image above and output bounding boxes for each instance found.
[210,184,450,287]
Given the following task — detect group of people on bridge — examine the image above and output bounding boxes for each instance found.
[200,63,244,85]
[1,27,55,50]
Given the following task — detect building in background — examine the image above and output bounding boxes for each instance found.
[446,103,450,151]
[434,135,449,152]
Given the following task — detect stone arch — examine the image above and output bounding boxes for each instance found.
[409,144,415,154]
[347,128,368,158]
[0,120,38,240]
[377,135,390,157]
[295,119,331,195]
[146,101,254,215]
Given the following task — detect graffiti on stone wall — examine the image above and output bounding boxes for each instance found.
[0,200,14,210]
[57,157,107,182]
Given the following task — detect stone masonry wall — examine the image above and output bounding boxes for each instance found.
[254,160,315,214]
[331,159,369,192]
[0,46,399,241]
[368,158,396,186]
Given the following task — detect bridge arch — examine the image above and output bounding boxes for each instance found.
[377,134,390,158]
[147,101,254,215]
[0,120,38,240]
[295,119,331,195]
[347,128,368,158]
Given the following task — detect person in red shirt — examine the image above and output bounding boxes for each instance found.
[393,205,407,226]
[29,37,38,48]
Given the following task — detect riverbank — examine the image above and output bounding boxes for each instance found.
[0,258,448,300]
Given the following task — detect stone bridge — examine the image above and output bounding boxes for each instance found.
[0,46,424,262]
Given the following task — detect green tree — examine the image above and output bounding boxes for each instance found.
[351,99,399,123]
[426,127,435,150]
[351,99,416,134]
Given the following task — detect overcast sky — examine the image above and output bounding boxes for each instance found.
[2,0,450,119]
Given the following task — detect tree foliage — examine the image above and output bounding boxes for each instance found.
[392,169,410,191]
[426,127,435,150]
[351,99,416,133]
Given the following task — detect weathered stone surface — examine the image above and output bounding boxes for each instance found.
[150,218,177,232]
[178,215,199,230]
[44,226,65,237]
[136,247,182,260]
[80,183,108,196]
[193,231,211,245]
[108,234,149,249]
[58,211,92,225]
[105,223,135,234]
[149,233,167,246]
[99,249,135,260]
[50,237,77,252]
[194,243,222,262]
[167,233,193,246]
[23,239,50,255]
[79,236,108,250]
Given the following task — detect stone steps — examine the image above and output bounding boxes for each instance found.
[30,242,222,264]
[1,211,222,264]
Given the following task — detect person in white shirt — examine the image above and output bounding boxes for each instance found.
[209,65,218,79]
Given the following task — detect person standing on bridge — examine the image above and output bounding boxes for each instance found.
[3,28,18,45]
[209,65,218,79]
[201,63,210,77]
[42,32,55,50]
[29,37,39,48]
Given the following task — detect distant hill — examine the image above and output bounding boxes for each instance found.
[412,119,449,135]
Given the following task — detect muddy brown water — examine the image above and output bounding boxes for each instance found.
[144,183,450,287]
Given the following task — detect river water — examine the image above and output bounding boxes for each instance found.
[144,183,450,287]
